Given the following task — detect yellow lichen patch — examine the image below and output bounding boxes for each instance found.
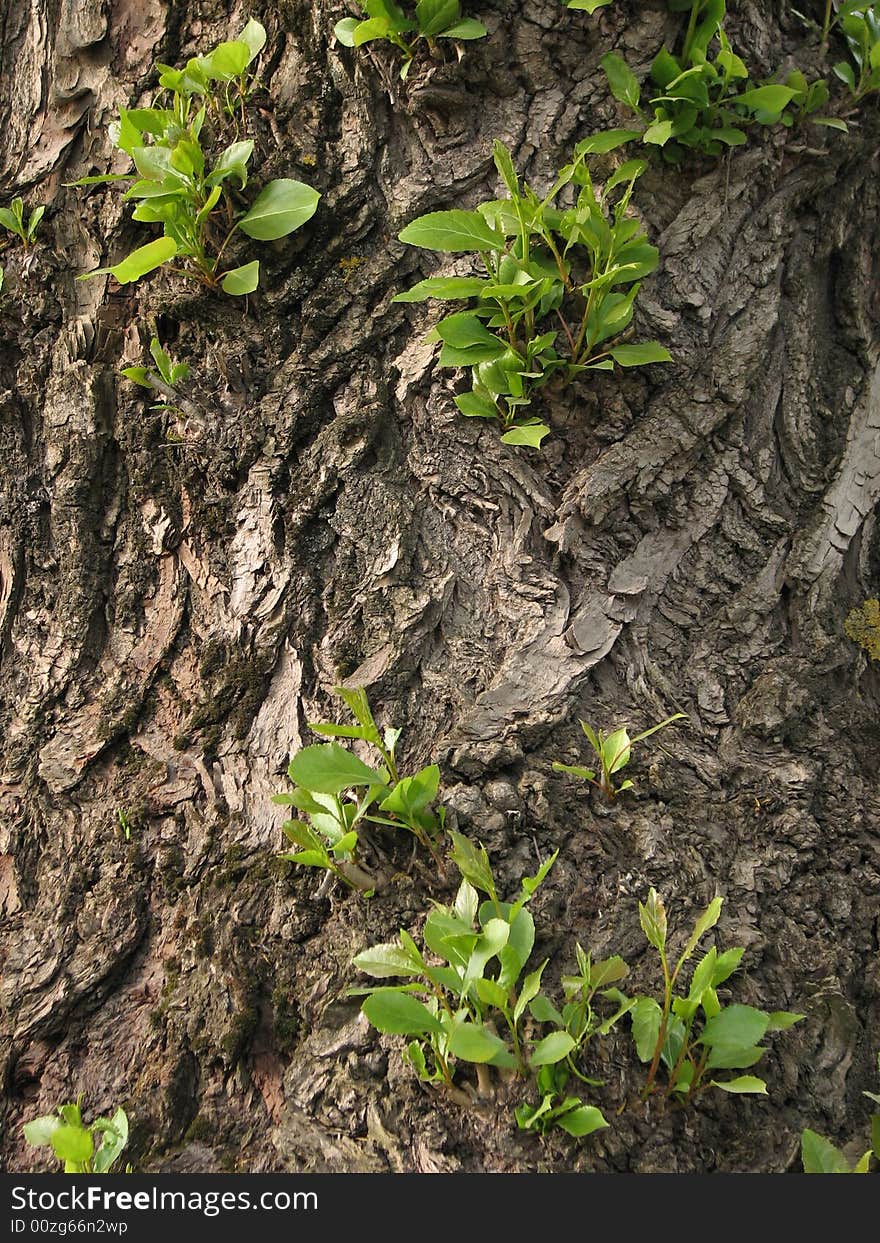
[844,599,880,660]
[338,255,365,279]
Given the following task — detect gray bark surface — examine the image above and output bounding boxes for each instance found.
[1,0,878,1172]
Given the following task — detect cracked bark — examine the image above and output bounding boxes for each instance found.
[1,0,879,1173]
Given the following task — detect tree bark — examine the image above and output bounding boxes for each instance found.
[1,0,878,1173]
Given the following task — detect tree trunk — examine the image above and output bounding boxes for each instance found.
[1,0,878,1173]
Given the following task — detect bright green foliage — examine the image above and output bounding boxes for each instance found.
[24,1101,129,1173]
[353,833,628,1137]
[395,136,670,447]
[0,197,44,249]
[802,1050,880,1172]
[273,687,445,889]
[564,0,616,11]
[801,1129,873,1173]
[553,713,686,802]
[121,336,191,413]
[626,890,803,1100]
[334,2,487,80]
[76,21,320,294]
[845,599,880,659]
[832,5,880,100]
[603,1,840,161]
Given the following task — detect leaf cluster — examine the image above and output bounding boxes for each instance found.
[603,1,842,161]
[23,1102,129,1174]
[335,1,486,80]
[353,832,629,1137]
[273,687,445,889]
[831,4,880,99]
[0,197,44,249]
[631,889,803,1099]
[76,21,320,294]
[121,336,191,413]
[394,136,670,447]
[553,713,685,801]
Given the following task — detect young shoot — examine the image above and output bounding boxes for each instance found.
[334,2,487,81]
[553,713,686,802]
[394,135,671,447]
[629,889,803,1102]
[0,197,44,250]
[23,1101,130,1173]
[74,21,320,295]
[353,832,627,1136]
[273,686,445,891]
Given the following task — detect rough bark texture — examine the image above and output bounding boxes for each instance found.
[1,0,879,1174]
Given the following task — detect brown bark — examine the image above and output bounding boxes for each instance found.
[1,0,878,1172]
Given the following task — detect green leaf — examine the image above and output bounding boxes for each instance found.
[334,18,359,46]
[203,40,251,82]
[601,52,642,110]
[492,140,520,198]
[643,119,676,146]
[609,342,673,367]
[221,260,260,295]
[353,940,424,978]
[448,830,496,899]
[208,140,254,190]
[398,209,504,253]
[500,421,551,448]
[700,1005,771,1051]
[453,880,478,926]
[514,960,548,1026]
[441,19,487,39]
[556,1105,609,1137]
[574,129,641,155]
[455,390,499,419]
[448,1022,514,1065]
[92,1109,128,1174]
[639,889,667,953]
[631,996,663,1061]
[530,1031,577,1066]
[710,1076,767,1095]
[567,0,615,11]
[765,1010,805,1032]
[712,947,745,985]
[287,742,387,794]
[362,989,442,1036]
[736,85,798,114]
[530,995,565,1026]
[81,236,177,284]
[238,179,320,240]
[475,977,509,1009]
[23,1115,61,1147]
[435,311,504,351]
[120,367,152,388]
[393,276,488,303]
[238,18,267,62]
[416,0,459,37]
[552,761,597,782]
[379,764,439,821]
[50,1124,94,1166]
[706,1044,766,1070]
[679,895,724,966]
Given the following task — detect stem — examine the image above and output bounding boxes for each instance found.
[503,1008,526,1075]
[682,0,701,63]
[555,310,577,357]
[687,1046,710,1097]
[822,0,833,48]
[643,952,672,1098]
